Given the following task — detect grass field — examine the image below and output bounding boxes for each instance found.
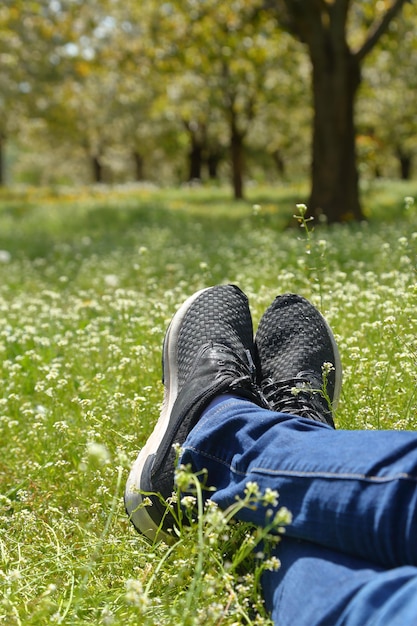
[1,180,417,625]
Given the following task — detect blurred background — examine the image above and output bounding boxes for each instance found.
[0,1,415,219]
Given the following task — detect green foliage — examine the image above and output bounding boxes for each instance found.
[358,3,417,178]
[126,464,290,625]
[1,181,417,623]
[2,0,415,191]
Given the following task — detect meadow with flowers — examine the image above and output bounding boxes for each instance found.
[1,180,417,625]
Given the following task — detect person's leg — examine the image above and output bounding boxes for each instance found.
[126,286,417,625]
[181,396,417,569]
[262,537,417,626]
[127,288,417,566]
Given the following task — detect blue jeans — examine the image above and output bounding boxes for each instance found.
[179,397,417,625]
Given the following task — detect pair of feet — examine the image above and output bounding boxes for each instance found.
[125,285,342,542]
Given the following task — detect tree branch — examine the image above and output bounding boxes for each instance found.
[265,0,326,43]
[355,0,409,62]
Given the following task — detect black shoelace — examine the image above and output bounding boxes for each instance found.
[261,374,334,427]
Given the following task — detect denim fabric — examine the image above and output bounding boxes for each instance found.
[179,397,417,625]
[263,538,417,626]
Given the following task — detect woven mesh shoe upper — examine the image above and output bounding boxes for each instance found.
[255,294,342,427]
[173,287,255,391]
[125,285,267,542]
[155,285,259,483]
[134,284,268,537]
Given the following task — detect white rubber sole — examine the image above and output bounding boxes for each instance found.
[320,313,343,410]
[124,287,211,542]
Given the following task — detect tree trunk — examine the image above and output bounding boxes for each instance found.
[272,0,408,223]
[185,122,207,182]
[396,148,412,180]
[0,133,5,186]
[206,149,222,179]
[133,151,144,181]
[309,45,364,223]
[92,154,104,183]
[188,135,204,181]
[272,149,285,177]
[230,121,245,200]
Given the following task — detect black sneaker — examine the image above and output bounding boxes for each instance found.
[255,294,342,428]
[125,285,265,542]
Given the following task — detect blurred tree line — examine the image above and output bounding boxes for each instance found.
[0,0,415,221]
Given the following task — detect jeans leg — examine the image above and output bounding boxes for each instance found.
[263,537,417,626]
[180,397,417,568]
